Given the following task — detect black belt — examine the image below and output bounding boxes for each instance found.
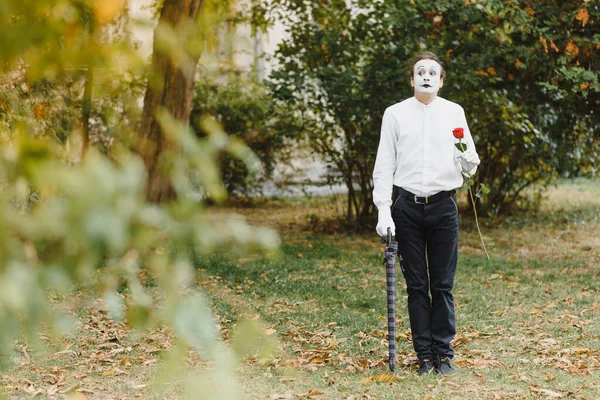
[394,186,455,205]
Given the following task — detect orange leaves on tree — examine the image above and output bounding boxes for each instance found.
[514,59,524,68]
[475,67,496,78]
[565,41,580,58]
[540,38,548,54]
[575,8,590,26]
[540,38,560,55]
[320,44,329,62]
[33,102,50,121]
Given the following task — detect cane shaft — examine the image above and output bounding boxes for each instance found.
[386,249,397,372]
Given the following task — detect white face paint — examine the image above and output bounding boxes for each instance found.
[412,59,443,94]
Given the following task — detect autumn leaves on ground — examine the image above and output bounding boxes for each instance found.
[2,179,600,399]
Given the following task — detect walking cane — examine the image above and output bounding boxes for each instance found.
[382,227,398,372]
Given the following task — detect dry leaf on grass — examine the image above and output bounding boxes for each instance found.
[475,359,505,368]
[360,373,404,384]
[454,358,504,369]
[455,359,476,368]
[279,377,297,383]
[265,328,278,336]
[296,389,324,398]
[529,386,563,398]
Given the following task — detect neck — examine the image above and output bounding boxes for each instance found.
[414,92,438,105]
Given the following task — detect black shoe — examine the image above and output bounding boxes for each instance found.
[435,356,456,375]
[417,358,435,375]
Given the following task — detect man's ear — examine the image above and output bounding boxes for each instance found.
[440,77,444,88]
[410,77,414,88]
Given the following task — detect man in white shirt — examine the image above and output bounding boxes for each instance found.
[372,52,480,375]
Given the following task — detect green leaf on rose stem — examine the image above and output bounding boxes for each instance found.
[455,143,467,152]
[479,183,491,195]
[475,191,482,199]
[467,179,474,186]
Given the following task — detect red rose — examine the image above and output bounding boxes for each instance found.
[452,127,464,139]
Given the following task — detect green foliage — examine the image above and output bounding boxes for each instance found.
[436,0,600,213]
[263,0,599,219]
[191,73,293,196]
[266,0,410,227]
[0,0,280,396]
[0,0,145,156]
[0,119,279,363]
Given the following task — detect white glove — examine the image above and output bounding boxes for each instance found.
[457,148,480,172]
[376,208,395,237]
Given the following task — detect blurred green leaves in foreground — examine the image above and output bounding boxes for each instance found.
[0,0,278,397]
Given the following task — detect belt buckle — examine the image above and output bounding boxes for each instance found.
[414,195,428,204]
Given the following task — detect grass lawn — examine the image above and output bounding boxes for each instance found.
[2,179,600,399]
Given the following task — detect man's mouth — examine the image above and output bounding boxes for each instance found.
[422,84,432,88]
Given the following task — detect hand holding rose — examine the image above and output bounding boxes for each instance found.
[457,148,480,173]
[453,127,480,173]
[452,127,490,260]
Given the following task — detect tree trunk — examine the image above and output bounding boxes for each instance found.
[82,17,95,159]
[137,0,204,203]
[81,65,93,158]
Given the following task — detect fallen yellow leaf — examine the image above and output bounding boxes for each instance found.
[530,386,563,398]
[265,328,277,336]
[360,373,404,384]
[455,359,475,367]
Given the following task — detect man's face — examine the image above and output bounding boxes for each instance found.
[411,59,443,94]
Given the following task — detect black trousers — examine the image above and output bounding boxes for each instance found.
[391,187,458,361]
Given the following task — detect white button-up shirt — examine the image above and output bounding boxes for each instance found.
[372,96,478,210]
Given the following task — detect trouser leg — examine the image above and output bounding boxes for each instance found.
[426,195,458,358]
[392,197,432,361]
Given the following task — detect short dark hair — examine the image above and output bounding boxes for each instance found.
[409,52,446,80]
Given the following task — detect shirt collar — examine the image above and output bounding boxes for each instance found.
[411,96,441,109]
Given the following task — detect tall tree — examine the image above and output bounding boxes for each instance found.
[138,0,205,202]
[265,0,599,221]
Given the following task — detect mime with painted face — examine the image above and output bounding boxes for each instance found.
[372,52,480,375]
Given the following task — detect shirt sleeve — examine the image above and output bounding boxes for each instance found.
[372,108,397,210]
[458,107,480,176]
